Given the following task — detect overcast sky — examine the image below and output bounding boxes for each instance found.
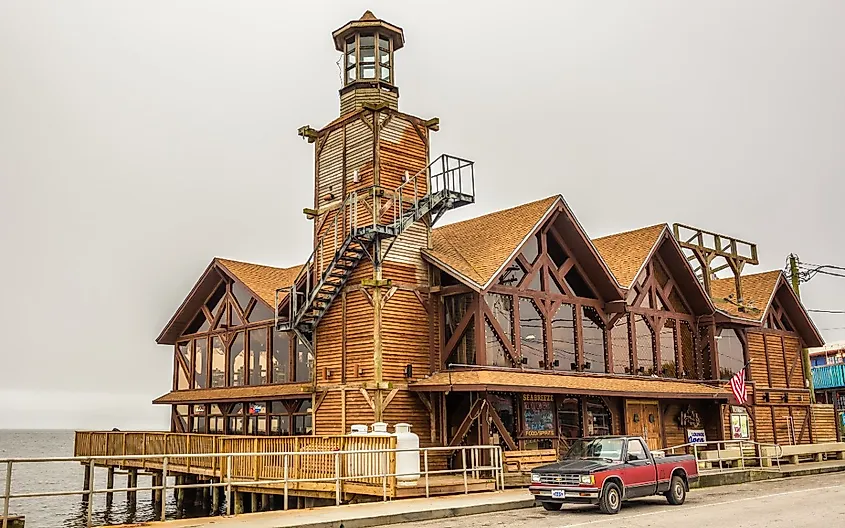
[1,1,843,429]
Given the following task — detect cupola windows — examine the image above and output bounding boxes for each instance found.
[344,32,393,85]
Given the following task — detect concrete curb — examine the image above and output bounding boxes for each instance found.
[694,461,845,488]
[296,499,537,528]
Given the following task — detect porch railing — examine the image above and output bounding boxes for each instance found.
[2,443,503,528]
[663,439,783,472]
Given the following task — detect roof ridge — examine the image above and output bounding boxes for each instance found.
[591,222,668,242]
[215,257,300,271]
[432,195,559,233]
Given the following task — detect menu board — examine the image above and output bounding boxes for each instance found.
[523,394,554,436]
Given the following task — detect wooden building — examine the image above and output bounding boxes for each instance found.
[152,11,836,457]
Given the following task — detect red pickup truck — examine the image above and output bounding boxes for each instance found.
[529,436,699,514]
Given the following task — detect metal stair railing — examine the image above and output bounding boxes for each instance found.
[275,155,476,338]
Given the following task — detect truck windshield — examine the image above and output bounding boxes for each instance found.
[565,438,625,462]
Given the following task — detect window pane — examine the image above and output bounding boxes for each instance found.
[360,34,374,47]
[485,320,511,367]
[177,359,189,390]
[195,338,208,389]
[485,293,514,366]
[557,397,581,445]
[546,233,568,269]
[565,268,595,299]
[229,332,246,386]
[445,293,475,366]
[360,64,376,79]
[273,330,291,383]
[586,399,612,436]
[185,311,209,334]
[660,319,676,377]
[346,37,355,52]
[360,47,375,64]
[521,233,540,264]
[210,336,225,388]
[610,316,630,374]
[294,413,312,435]
[347,68,356,83]
[546,270,564,295]
[232,282,252,313]
[379,65,390,82]
[206,283,226,319]
[582,307,606,373]
[249,302,274,323]
[488,393,516,444]
[680,321,695,378]
[230,302,244,327]
[177,342,191,389]
[379,48,390,64]
[294,336,312,382]
[634,315,655,375]
[526,271,541,291]
[498,261,525,287]
[249,328,268,385]
[519,298,545,369]
[551,303,575,371]
[271,415,290,436]
[347,51,356,66]
[717,328,745,380]
[379,35,390,50]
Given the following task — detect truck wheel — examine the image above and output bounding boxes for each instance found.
[666,475,686,505]
[599,482,622,515]
[541,502,562,511]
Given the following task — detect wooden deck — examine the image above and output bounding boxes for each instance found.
[74,431,496,500]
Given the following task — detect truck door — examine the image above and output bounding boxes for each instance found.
[623,438,657,498]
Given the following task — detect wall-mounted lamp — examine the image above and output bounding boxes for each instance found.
[763,393,770,402]
[352,169,360,183]
[648,414,655,424]
[403,170,410,183]
[404,364,413,378]
[521,357,529,365]
[323,368,332,379]
[633,414,640,423]
[583,362,592,370]
[781,393,789,403]
[552,360,560,368]
[570,362,577,371]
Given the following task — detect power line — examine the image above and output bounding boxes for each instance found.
[808,309,845,314]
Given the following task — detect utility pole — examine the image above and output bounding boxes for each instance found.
[789,253,816,403]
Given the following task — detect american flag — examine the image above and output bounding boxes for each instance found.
[730,367,748,405]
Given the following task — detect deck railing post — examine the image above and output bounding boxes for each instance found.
[86,459,94,528]
[283,454,289,511]
[381,451,387,502]
[3,461,12,528]
[161,456,168,522]
[717,442,723,472]
[226,455,233,517]
[335,451,341,506]
[424,450,430,498]
[461,449,468,494]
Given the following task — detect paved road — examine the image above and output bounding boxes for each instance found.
[379,472,845,528]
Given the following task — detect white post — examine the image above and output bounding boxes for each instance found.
[283,454,289,511]
[3,461,12,528]
[382,451,388,502]
[424,450,430,498]
[226,455,233,516]
[86,460,94,528]
[461,449,468,494]
[161,457,168,522]
[335,452,341,506]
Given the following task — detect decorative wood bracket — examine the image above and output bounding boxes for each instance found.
[297,125,318,143]
[359,388,376,411]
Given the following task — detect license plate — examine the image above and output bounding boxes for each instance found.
[551,489,566,499]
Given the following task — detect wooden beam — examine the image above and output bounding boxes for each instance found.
[383,388,399,409]
[482,302,518,365]
[448,399,484,447]
[487,402,518,450]
[441,310,474,365]
[359,388,376,411]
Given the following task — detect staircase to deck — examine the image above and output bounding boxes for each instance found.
[276,154,475,345]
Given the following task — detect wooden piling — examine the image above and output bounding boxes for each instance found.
[127,469,138,505]
[106,467,115,506]
[251,492,259,513]
[175,475,185,511]
[152,472,162,505]
[82,464,92,500]
[211,483,221,515]
[234,491,245,514]
[262,493,273,511]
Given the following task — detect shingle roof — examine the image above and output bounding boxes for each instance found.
[592,224,667,289]
[153,382,313,404]
[216,258,302,308]
[424,196,559,288]
[409,369,730,399]
[710,270,782,321]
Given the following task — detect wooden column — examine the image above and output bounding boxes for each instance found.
[234,491,246,514]
[106,467,115,507]
[262,494,273,511]
[175,475,185,511]
[251,492,259,513]
[127,468,138,505]
[82,464,92,500]
[211,482,221,515]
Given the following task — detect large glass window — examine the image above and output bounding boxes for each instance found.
[175,405,189,432]
[557,397,581,447]
[294,336,312,382]
[521,233,540,264]
[210,335,225,388]
[488,393,517,446]
[546,233,568,269]
[190,405,206,433]
[485,293,513,366]
[679,321,695,378]
[229,332,246,386]
[232,282,252,315]
[634,315,655,375]
[497,261,526,287]
[610,316,630,374]
[378,35,391,82]
[270,402,291,436]
[195,338,208,389]
[227,403,244,435]
[359,34,376,79]
[293,400,312,435]
[551,303,575,371]
[519,298,545,369]
[659,319,676,377]
[248,302,274,323]
[249,328,268,385]
[247,402,267,434]
[272,330,291,383]
[717,328,745,380]
[345,36,356,83]
[176,342,191,390]
[586,398,612,436]
[444,294,475,365]
[208,404,224,434]
[582,307,606,373]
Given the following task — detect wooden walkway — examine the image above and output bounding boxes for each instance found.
[74,431,496,500]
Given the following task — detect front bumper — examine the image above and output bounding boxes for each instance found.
[529,485,600,504]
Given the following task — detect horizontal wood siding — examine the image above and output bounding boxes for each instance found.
[382,288,430,382]
[383,221,430,280]
[783,334,803,388]
[346,289,375,382]
[346,117,374,196]
[379,115,427,193]
[345,389,376,429]
[317,128,343,212]
[315,292,343,383]
[340,88,398,115]
[747,332,768,384]
[315,391,344,435]
[810,404,838,443]
[754,405,775,444]
[765,334,788,388]
[382,390,435,448]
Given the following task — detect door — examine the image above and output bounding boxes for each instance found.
[625,400,663,451]
[623,438,657,497]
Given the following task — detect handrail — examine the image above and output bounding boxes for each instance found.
[663,439,783,473]
[1,443,503,528]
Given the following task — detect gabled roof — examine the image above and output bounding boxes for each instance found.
[592,224,665,289]
[156,258,301,345]
[424,196,559,288]
[711,270,781,322]
[711,270,824,348]
[216,259,302,309]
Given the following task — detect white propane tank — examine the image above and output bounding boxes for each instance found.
[394,423,420,487]
[368,422,391,479]
[347,424,369,478]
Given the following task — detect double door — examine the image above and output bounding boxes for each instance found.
[625,400,662,451]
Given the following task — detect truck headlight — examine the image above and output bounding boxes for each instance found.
[531,473,541,483]
[579,475,595,485]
